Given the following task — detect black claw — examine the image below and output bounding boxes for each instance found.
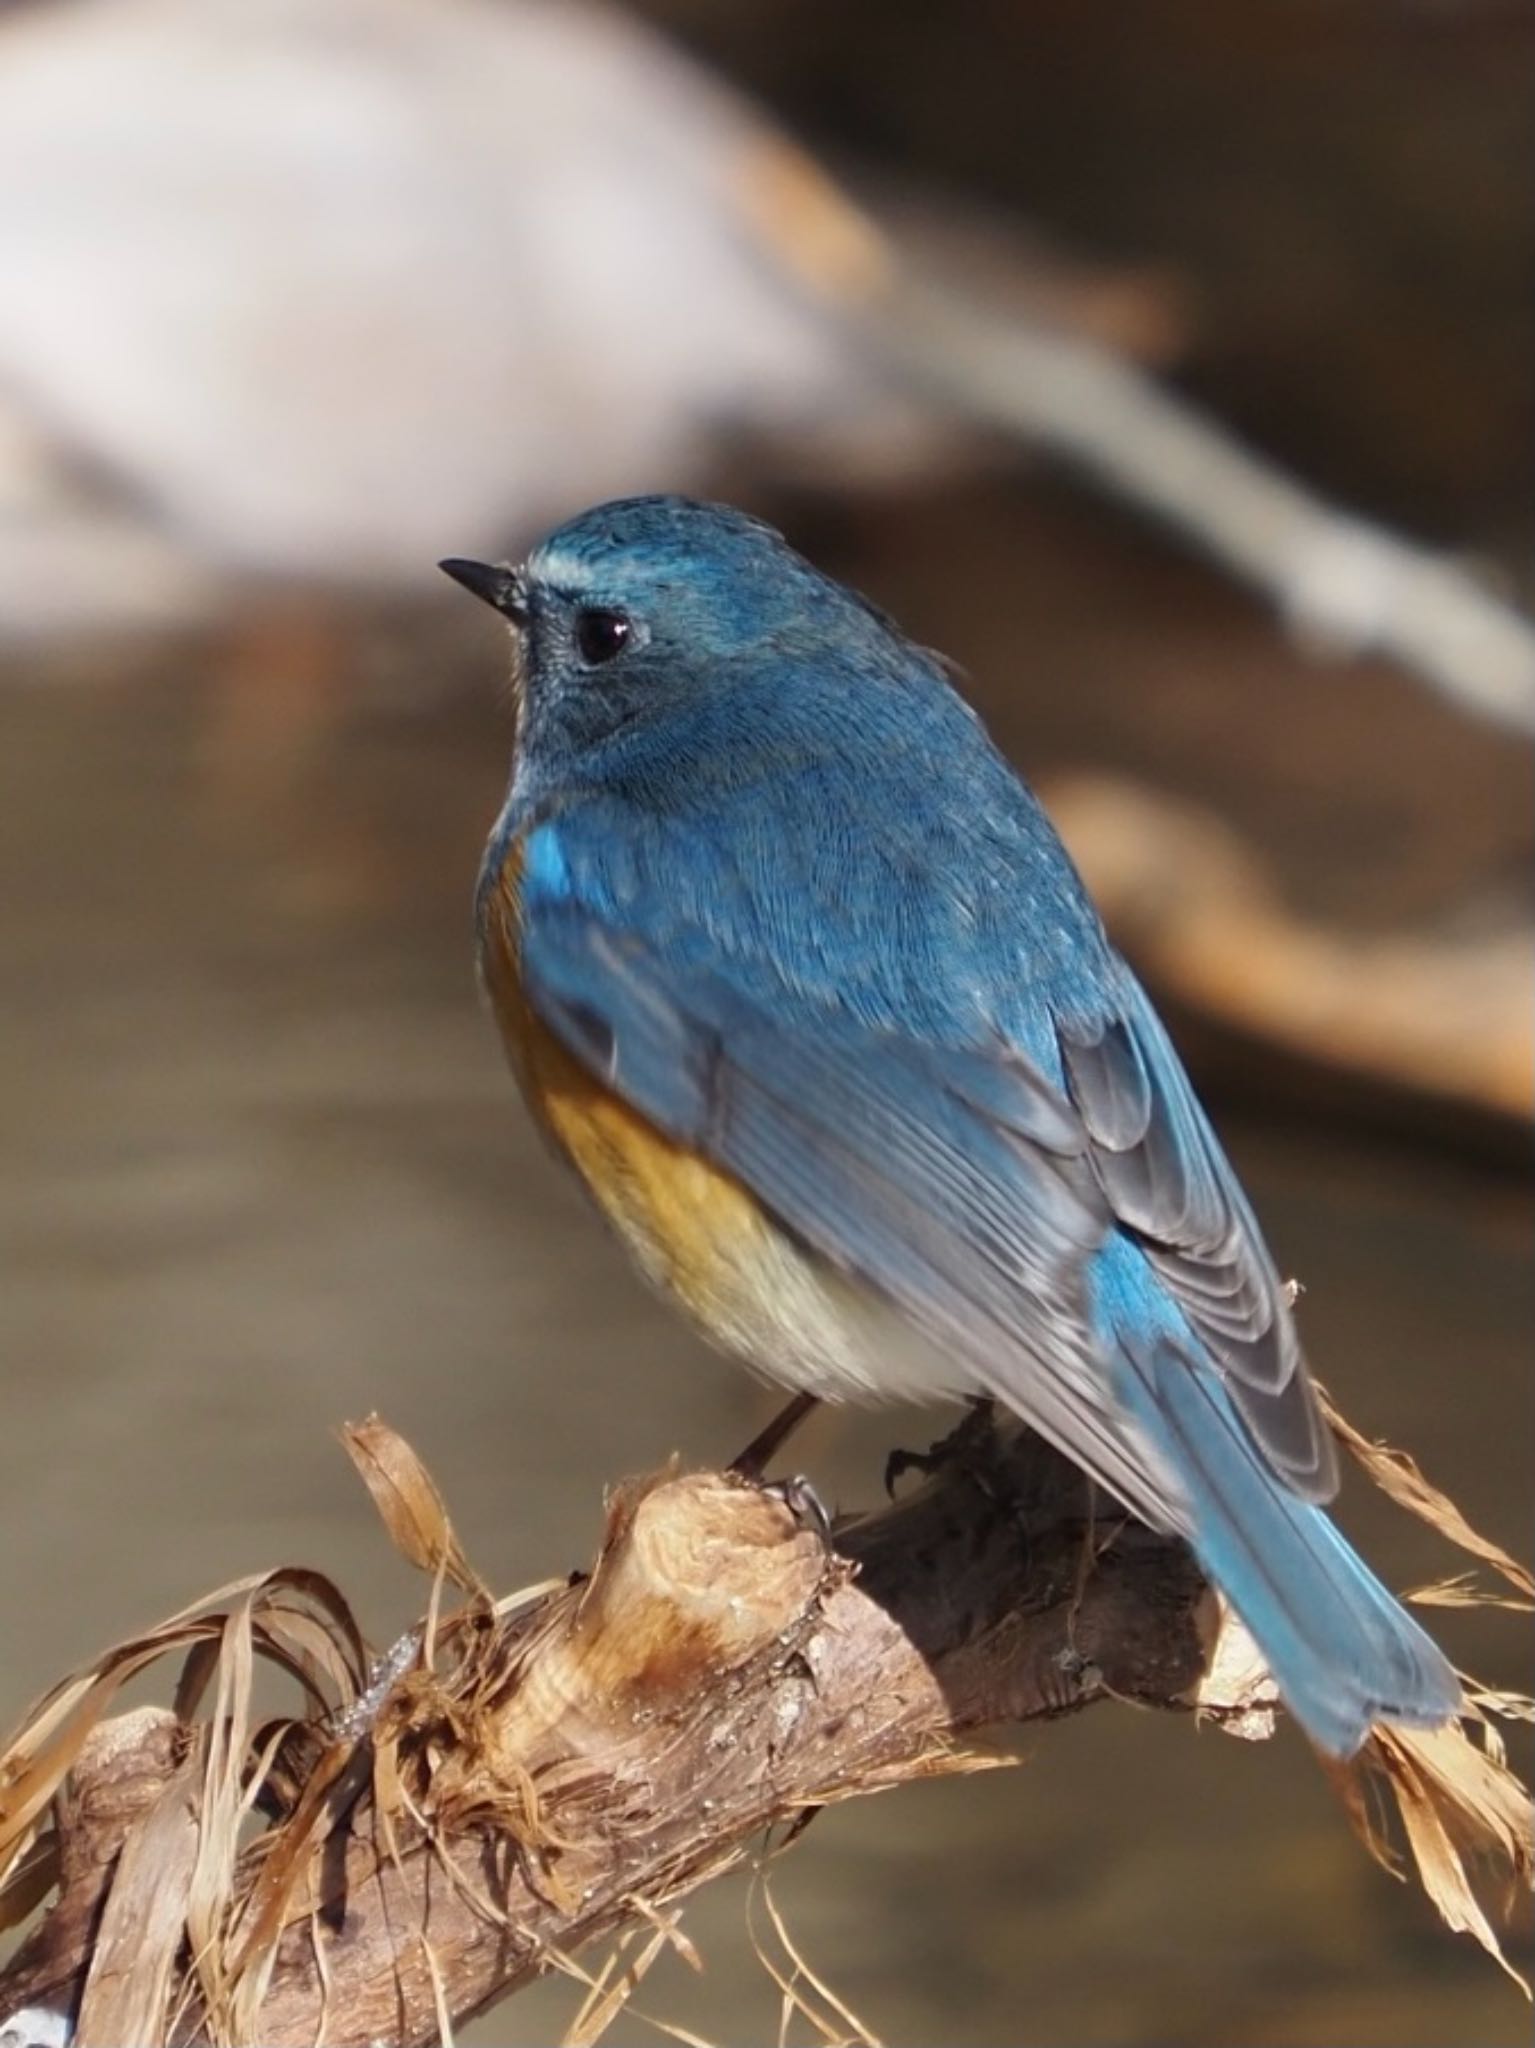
[884,1398,1000,1499]
[762,1473,834,1542]
[884,1444,939,1497]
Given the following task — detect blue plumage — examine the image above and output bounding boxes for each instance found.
[451,494,1460,1756]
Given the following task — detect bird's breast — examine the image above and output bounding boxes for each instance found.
[479,833,785,1330]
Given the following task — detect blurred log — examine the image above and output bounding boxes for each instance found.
[743,137,1535,738]
[867,266,1535,736]
[0,1428,1215,2047]
[1044,772,1534,1127]
[654,0,1531,532]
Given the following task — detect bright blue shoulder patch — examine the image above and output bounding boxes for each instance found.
[524,821,573,901]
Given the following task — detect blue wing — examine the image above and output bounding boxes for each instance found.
[518,885,1187,1522]
[513,800,1335,1513]
[513,817,1317,1509]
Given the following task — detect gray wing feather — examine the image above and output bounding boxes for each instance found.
[1058,984,1338,1500]
[523,910,1190,1526]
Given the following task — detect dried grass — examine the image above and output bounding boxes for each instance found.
[0,1404,1528,2043]
[1318,1386,1533,1993]
[748,1857,882,2048]
[1318,1383,1534,1607]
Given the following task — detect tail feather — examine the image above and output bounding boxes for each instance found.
[1117,1334,1461,1757]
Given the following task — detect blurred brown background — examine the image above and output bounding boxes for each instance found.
[0,1,1530,2042]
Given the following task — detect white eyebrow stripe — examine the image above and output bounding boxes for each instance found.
[525,542,598,595]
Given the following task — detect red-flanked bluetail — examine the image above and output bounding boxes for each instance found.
[442,497,1460,1757]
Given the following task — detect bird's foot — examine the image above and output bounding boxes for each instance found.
[884,1396,998,1498]
[759,1472,835,1543]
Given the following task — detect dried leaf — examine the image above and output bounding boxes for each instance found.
[186,1592,263,2037]
[1203,1394,1532,1987]
[226,1736,370,1993]
[1406,1573,1534,1614]
[1334,1722,1534,1995]
[622,1895,703,1976]
[423,1932,456,2048]
[0,1829,59,1934]
[748,1856,882,2048]
[75,1746,202,2048]
[0,1563,370,2048]
[1,1564,358,1888]
[563,1923,672,2047]
[1466,1688,1535,1728]
[1319,1387,1535,1603]
[341,1414,487,1598]
[551,1922,719,2048]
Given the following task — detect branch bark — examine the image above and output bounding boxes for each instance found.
[0,1425,1215,2047]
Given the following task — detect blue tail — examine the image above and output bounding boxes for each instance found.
[1114,1333,1461,1757]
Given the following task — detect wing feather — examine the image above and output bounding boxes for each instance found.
[1059,984,1337,1500]
[522,905,1192,1527]
[521,887,1335,1514]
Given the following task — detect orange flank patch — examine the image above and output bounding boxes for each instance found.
[479,838,777,1331]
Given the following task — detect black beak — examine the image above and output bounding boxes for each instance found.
[438,557,528,623]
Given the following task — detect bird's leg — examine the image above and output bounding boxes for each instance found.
[884,1395,998,1497]
[728,1390,820,1483]
[728,1392,831,1538]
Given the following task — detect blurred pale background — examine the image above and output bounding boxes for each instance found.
[0,2,1530,2042]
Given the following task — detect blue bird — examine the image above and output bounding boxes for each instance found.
[441,495,1460,1757]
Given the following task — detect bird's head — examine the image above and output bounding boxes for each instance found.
[441,494,915,776]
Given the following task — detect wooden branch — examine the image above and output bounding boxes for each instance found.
[0,1425,1215,2047]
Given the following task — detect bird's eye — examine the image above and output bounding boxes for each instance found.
[574,607,631,665]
